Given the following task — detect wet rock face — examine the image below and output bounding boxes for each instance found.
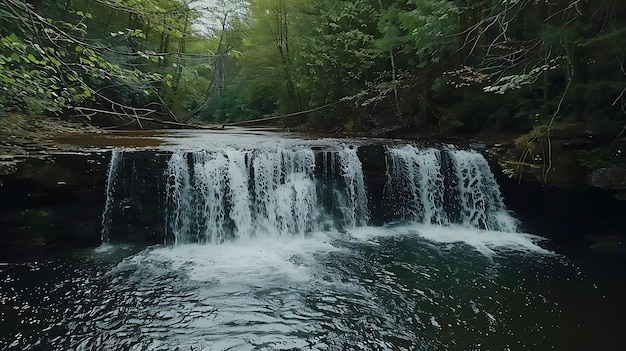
[0,158,18,176]
[488,122,626,192]
[591,165,626,191]
[0,149,221,257]
[0,151,171,258]
[357,145,387,225]
[0,152,109,259]
[493,160,626,249]
[0,114,106,178]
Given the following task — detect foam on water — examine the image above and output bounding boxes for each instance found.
[95,223,550,350]
[99,233,343,351]
[346,224,552,256]
[94,243,114,253]
[151,232,339,284]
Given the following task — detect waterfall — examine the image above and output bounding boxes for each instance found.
[447,148,519,232]
[101,142,520,244]
[384,145,518,232]
[100,149,123,243]
[385,146,447,225]
[164,147,327,244]
[334,145,369,228]
[164,151,193,245]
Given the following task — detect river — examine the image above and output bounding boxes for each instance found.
[1,129,625,350]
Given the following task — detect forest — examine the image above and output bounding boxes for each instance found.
[1,0,625,135]
[4,3,626,349]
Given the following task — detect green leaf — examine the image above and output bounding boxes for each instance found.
[27,53,37,63]
[7,33,18,43]
[10,53,19,62]
[75,45,84,52]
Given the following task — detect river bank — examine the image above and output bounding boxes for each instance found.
[0,114,104,175]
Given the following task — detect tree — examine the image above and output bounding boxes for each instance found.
[0,0,215,127]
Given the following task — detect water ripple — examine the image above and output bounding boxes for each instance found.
[2,228,620,351]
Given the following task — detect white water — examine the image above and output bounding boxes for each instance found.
[100,148,123,243]
[104,141,525,248]
[447,148,519,232]
[85,224,550,351]
[164,151,193,244]
[334,145,369,228]
[163,146,369,244]
[385,146,447,225]
[346,224,550,256]
[384,145,519,232]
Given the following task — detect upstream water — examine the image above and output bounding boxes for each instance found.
[2,130,626,350]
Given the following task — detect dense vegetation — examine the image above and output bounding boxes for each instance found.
[1,0,625,134]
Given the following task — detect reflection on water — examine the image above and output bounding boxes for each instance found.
[2,226,625,350]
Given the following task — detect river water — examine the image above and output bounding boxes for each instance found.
[1,130,625,350]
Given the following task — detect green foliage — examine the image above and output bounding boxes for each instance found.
[296,0,382,105]
[0,30,90,114]
[0,0,207,119]
[484,65,551,95]
[3,0,625,135]
[380,0,460,62]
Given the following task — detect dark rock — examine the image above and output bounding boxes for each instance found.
[493,160,626,247]
[590,165,626,191]
[469,142,486,150]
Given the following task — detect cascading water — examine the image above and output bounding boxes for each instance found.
[383,145,518,232]
[164,151,193,244]
[447,148,519,232]
[163,146,364,244]
[334,144,369,228]
[101,142,520,245]
[384,146,447,225]
[100,148,123,243]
